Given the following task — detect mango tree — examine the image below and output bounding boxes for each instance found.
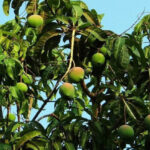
[0,0,150,149]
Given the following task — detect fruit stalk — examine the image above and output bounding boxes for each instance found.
[61,28,76,80]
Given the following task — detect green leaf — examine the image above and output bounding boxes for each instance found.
[71,1,88,9]
[81,131,88,148]
[47,0,60,13]
[25,142,39,150]
[4,58,15,80]
[85,27,105,41]
[72,5,83,19]
[113,37,125,59]
[65,142,75,150]
[122,98,136,120]
[33,31,60,54]
[5,122,25,139]
[53,141,62,150]
[83,9,96,25]
[119,45,130,68]
[0,143,11,150]
[26,0,37,15]
[3,0,11,16]
[16,130,42,150]
[56,16,69,24]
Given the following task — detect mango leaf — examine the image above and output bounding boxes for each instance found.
[33,31,60,54]
[5,122,25,140]
[53,141,62,150]
[25,27,37,44]
[3,0,11,16]
[72,5,83,19]
[113,37,125,59]
[81,131,88,148]
[16,130,43,150]
[85,27,105,41]
[122,98,136,120]
[71,1,88,9]
[26,0,37,15]
[83,9,98,25]
[25,142,39,150]
[4,58,15,80]
[119,45,130,68]
[0,143,11,150]
[65,142,75,150]
[47,0,60,13]
[56,16,69,24]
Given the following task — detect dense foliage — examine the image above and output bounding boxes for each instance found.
[1,0,150,149]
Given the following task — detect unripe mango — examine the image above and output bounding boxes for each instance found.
[8,113,16,121]
[68,67,84,83]
[27,15,43,27]
[59,83,75,99]
[118,125,134,140]
[16,82,28,93]
[144,115,150,130]
[91,53,105,67]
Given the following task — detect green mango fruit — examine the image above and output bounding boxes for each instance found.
[91,53,105,67]
[118,125,134,141]
[144,115,150,130]
[16,82,28,93]
[27,15,43,27]
[68,67,84,83]
[59,83,75,99]
[8,113,16,121]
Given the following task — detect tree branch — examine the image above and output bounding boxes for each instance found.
[80,80,96,99]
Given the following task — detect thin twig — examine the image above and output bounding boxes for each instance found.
[80,80,96,98]
[119,9,145,36]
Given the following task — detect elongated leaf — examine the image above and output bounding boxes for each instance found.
[25,143,39,150]
[65,142,75,150]
[3,0,11,16]
[72,5,83,19]
[33,31,60,54]
[5,122,25,139]
[119,45,130,68]
[0,143,11,150]
[53,141,62,150]
[85,28,105,41]
[56,16,69,24]
[4,58,15,80]
[16,130,42,150]
[71,1,88,9]
[47,0,60,13]
[122,98,136,120]
[83,9,96,25]
[81,131,88,148]
[26,0,37,15]
[113,37,125,59]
